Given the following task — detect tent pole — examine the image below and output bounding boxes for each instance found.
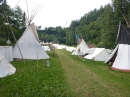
[8,21,25,62]
[4,10,25,62]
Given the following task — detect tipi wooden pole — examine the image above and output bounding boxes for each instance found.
[4,10,25,62]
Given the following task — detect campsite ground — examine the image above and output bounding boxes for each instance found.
[0,49,130,97]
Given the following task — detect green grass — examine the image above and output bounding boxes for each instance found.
[56,50,130,97]
[1,49,130,97]
[0,51,73,97]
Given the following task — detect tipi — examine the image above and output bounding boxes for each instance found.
[105,22,130,72]
[13,23,50,59]
[0,56,16,78]
[72,39,94,56]
[13,2,50,59]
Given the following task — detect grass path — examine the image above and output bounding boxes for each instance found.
[56,49,130,97]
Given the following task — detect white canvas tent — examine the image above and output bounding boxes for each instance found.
[42,46,51,51]
[0,56,16,78]
[56,44,65,49]
[0,46,13,62]
[13,23,50,59]
[84,48,110,61]
[72,39,92,56]
[66,46,75,52]
[105,22,130,72]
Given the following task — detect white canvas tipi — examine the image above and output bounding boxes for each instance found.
[13,23,50,59]
[72,39,94,56]
[0,56,16,78]
[105,22,130,72]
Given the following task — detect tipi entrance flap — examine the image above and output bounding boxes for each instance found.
[105,45,119,63]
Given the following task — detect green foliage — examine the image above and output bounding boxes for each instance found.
[0,3,26,45]
[1,0,130,48]
[65,2,127,48]
[38,26,66,44]
[112,0,130,27]
[0,51,73,97]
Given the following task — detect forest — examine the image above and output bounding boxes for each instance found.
[0,0,130,49]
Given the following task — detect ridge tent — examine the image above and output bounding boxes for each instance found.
[84,48,110,61]
[13,23,50,59]
[0,56,16,78]
[72,39,89,55]
[105,22,130,72]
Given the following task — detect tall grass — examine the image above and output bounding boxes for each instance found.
[0,51,73,97]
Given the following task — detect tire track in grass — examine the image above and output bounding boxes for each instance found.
[56,50,125,97]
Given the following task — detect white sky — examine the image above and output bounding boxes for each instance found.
[7,0,111,29]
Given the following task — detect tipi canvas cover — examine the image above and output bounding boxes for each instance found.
[84,48,110,61]
[0,46,13,62]
[105,22,130,72]
[13,23,50,59]
[72,39,90,55]
[0,56,16,78]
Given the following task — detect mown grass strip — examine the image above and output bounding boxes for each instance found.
[57,49,130,97]
[0,51,73,97]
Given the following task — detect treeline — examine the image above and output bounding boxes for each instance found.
[38,26,66,44]
[66,4,120,49]
[39,0,130,49]
[1,0,130,49]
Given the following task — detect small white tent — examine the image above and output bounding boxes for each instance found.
[66,46,75,52]
[72,39,93,56]
[0,56,16,78]
[13,23,50,59]
[105,22,130,72]
[0,46,13,62]
[55,44,65,49]
[84,48,110,61]
[42,46,51,51]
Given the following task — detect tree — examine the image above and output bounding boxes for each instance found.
[112,0,130,27]
[0,3,26,45]
[97,4,120,49]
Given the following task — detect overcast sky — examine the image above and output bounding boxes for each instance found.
[7,0,111,29]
